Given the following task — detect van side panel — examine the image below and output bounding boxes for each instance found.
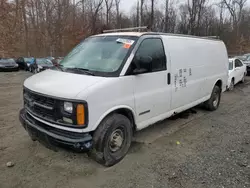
[163,36,228,110]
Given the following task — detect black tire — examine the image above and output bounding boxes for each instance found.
[89,114,133,167]
[228,79,234,91]
[25,63,29,71]
[204,85,221,111]
[32,67,37,74]
[241,74,245,83]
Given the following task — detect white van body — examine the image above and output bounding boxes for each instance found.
[24,33,228,132]
[21,32,228,166]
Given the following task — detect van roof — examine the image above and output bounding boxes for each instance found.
[94,32,221,41]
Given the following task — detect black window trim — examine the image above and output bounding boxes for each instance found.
[235,59,243,67]
[125,37,167,76]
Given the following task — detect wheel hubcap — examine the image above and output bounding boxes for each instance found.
[109,129,124,152]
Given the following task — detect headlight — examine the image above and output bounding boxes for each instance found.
[38,65,43,69]
[64,102,73,113]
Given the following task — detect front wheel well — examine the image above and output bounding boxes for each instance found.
[112,108,136,133]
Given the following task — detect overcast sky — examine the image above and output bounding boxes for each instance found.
[120,0,250,13]
[120,0,191,13]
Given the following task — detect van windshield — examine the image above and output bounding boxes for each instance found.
[60,36,138,77]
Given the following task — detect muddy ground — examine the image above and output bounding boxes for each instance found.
[0,71,249,188]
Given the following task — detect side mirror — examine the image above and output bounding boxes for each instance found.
[140,56,152,64]
[132,55,152,75]
[133,68,148,75]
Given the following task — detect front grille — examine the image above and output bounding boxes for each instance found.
[24,89,56,121]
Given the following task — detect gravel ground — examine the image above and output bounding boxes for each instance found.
[0,71,249,188]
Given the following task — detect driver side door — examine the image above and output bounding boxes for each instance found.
[131,37,171,129]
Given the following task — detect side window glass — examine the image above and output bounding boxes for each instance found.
[133,38,166,73]
[235,59,242,67]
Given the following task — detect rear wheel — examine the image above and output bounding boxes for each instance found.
[204,85,221,111]
[88,114,132,167]
[241,74,245,83]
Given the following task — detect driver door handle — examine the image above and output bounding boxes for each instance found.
[167,73,171,85]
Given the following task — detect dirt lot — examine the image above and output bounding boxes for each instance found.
[0,71,249,188]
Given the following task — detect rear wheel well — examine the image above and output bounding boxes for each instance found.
[215,80,222,90]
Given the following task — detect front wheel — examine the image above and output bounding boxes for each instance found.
[89,114,133,167]
[228,79,234,91]
[204,85,221,111]
[241,74,245,83]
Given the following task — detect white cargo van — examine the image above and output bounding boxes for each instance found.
[20,31,228,166]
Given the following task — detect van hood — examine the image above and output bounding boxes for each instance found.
[24,69,104,99]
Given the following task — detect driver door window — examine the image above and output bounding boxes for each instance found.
[133,38,166,73]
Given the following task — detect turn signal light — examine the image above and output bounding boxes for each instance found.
[77,104,85,125]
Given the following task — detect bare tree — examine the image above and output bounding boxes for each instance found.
[114,0,121,28]
[187,0,207,35]
[164,0,169,32]
[222,0,247,37]
[90,0,104,33]
[2,0,250,58]
[21,0,29,55]
[150,0,155,29]
[136,0,140,26]
[140,0,144,26]
[104,0,113,25]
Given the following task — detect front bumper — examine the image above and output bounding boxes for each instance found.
[19,108,92,150]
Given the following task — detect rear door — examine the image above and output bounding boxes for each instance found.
[131,37,171,126]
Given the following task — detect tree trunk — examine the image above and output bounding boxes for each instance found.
[136,1,139,27]
[115,0,120,28]
[151,0,154,29]
[140,0,144,26]
[164,0,169,32]
[21,0,29,56]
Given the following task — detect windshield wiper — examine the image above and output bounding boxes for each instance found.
[66,67,95,76]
